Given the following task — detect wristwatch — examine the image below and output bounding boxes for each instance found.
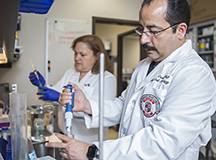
[86,144,99,160]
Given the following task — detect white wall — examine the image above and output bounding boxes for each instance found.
[95,23,137,78]
[95,23,136,57]
[123,36,140,70]
[0,0,143,106]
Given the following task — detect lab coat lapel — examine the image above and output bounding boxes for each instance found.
[135,60,163,92]
[134,58,151,90]
[74,72,80,84]
[78,70,92,86]
[119,61,148,137]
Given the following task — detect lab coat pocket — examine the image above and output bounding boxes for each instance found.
[82,86,94,99]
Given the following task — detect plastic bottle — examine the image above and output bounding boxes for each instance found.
[2,127,8,140]
[205,38,211,51]
[44,113,54,134]
[44,113,51,125]
[197,41,200,52]
[199,38,206,51]
[209,60,214,68]
[205,56,213,68]
[6,127,12,160]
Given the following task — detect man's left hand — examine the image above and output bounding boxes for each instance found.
[45,133,91,160]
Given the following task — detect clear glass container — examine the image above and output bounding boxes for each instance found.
[9,92,28,160]
[28,104,54,142]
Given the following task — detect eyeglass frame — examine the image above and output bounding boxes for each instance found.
[135,22,182,38]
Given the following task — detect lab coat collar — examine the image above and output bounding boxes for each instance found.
[78,70,93,83]
[135,40,193,91]
[165,39,192,63]
[150,39,192,68]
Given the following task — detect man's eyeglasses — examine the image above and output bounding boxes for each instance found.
[135,23,181,38]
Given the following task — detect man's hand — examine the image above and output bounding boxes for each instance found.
[45,133,91,160]
[59,83,92,114]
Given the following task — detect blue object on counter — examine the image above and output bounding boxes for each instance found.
[19,0,54,14]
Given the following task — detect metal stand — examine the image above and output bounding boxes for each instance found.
[99,53,105,160]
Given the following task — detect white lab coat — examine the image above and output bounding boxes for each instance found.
[51,69,116,143]
[84,40,216,159]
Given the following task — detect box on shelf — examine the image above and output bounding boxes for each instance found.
[0,114,10,128]
[202,26,214,35]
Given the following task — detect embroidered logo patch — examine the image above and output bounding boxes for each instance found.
[140,94,160,118]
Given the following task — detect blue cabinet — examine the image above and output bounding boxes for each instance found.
[19,0,54,14]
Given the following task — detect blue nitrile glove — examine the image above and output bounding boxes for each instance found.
[29,71,46,87]
[37,86,60,101]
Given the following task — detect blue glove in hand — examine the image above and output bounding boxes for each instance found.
[37,86,60,101]
[29,71,46,87]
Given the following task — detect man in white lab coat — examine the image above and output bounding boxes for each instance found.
[45,0,216,159]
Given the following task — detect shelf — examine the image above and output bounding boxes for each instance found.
[198,34,213,38]
[212,68,216,72]
[187,20,216,71]
[123,73,132,75]
[14,45,22,49]
[199,50,214,54]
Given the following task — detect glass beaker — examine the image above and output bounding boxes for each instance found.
[28,104,54,142]
[9,92,28,160]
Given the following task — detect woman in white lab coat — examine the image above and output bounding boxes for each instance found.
[29,35,116,143]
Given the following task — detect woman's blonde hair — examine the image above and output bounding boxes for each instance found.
[71,35,113,74]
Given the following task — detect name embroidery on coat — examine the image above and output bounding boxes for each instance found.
[151,75,170,85]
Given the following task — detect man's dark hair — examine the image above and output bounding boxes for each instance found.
[141,0,191,33]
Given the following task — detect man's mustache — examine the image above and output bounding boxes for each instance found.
[142,44,158,52]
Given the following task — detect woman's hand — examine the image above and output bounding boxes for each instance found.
[45,133,91,160]
[59,82,92,114]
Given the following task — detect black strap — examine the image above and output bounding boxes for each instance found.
[87,144,99,160]
[146,61,155,76]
